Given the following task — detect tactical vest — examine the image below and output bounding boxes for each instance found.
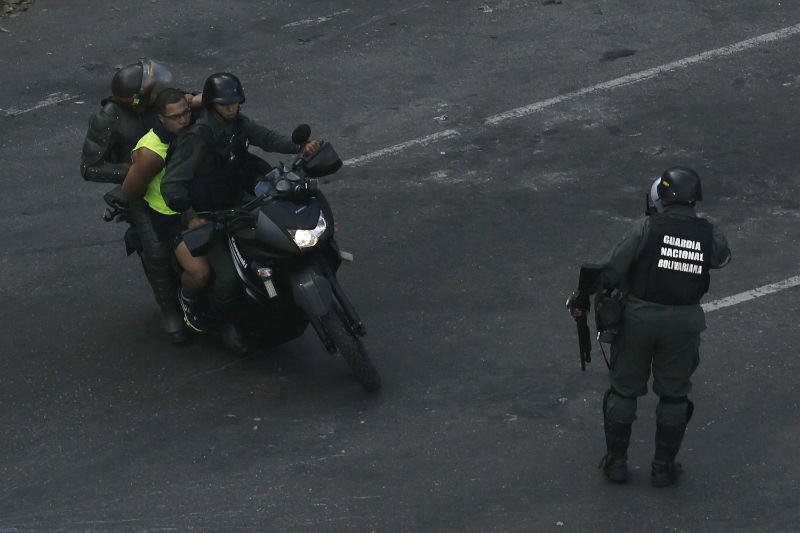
[629,214,714,305]
[133,128,178,215]
[172,120,250,212]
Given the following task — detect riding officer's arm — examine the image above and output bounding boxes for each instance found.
[80,103,130,183]
[186,92,203,109]
[121,147,164,199]
[161,135,203,227]
[709,225,731,268]
[598,217,650,289]
[239,114,305,154]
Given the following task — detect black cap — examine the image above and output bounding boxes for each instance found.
[657,167,702,205]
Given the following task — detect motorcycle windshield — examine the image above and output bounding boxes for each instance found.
[261,198,321,230]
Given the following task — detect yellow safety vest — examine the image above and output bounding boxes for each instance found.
[132,129,178,215]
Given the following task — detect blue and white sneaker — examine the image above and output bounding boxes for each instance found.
[179,289,208,333]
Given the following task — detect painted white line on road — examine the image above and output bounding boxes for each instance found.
[1,92,77,117]
[344,22,800,166]
[703,275,800,313]
[283,9,351,28]
[485,22,800,125]
[343,129,460,167]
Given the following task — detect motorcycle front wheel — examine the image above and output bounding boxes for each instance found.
[321,312,381,392]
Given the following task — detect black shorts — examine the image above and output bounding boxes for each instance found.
[146,207,184,250]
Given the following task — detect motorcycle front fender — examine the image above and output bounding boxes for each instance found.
[289,266,333,318]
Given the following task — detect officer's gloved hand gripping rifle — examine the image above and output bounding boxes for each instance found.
[566,263,603,370]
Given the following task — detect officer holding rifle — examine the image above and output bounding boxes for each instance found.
[568,167,730,487]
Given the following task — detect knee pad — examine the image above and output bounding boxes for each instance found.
[657,396,694,426]
[126,207,171,270]
[604,388,637,424]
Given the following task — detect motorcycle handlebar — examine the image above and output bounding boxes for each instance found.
[193,209,254,223]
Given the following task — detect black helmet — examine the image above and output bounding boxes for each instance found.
[657,166,702,205]
[111,63,143,101]
[111,57,173,111]
[203,73,245,109]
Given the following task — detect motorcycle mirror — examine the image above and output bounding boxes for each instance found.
[292,124,311,145]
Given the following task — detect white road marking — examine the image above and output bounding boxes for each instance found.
[282,9,351,28]
[485,23,800,125]
[345,22,800,166]
[703,275,800,313]
[342,129,460,167]
[1,92,77,117]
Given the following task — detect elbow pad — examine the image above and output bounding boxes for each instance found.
[81,161,128,184]
[81,103,121,167]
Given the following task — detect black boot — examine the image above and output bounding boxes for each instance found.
[651,423,686,487]
[164,312,190,345]
[129,199,188,345]
[219,322,251,355]
[600,419,632,483]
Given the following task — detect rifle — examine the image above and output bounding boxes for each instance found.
[566,263,603,370]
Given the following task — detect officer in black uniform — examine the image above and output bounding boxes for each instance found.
[591,168,730,486]
[160,72,319,351]
[80,58,189,344]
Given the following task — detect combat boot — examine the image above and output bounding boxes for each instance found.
[599,419,632,483]
[163,310,190,345]
[218,322,251,355]
[651,423,687,487]
[128,199,188,345]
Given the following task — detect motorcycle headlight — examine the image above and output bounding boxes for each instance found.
[290,212,327,248]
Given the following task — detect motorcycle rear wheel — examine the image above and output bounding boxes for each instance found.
[321,313,381,392]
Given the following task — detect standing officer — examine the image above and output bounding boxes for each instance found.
[160,72,319,351]
[582,167,730,486]
[80,58,197,344]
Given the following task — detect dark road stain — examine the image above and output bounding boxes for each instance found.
[600,49,637,62]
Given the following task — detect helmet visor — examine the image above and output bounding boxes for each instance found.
[140,58,174,100]
[650,177,664,213]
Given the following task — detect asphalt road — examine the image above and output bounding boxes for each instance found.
[1,1,799,531]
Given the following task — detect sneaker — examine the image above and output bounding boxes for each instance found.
[179,289,208,333]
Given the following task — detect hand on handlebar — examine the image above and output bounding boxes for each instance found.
[301,140,321,156]
[187,217,207,229]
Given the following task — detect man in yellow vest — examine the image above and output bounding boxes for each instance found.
[121,88,210,333]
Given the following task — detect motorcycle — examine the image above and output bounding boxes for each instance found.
[102,126,381,392]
